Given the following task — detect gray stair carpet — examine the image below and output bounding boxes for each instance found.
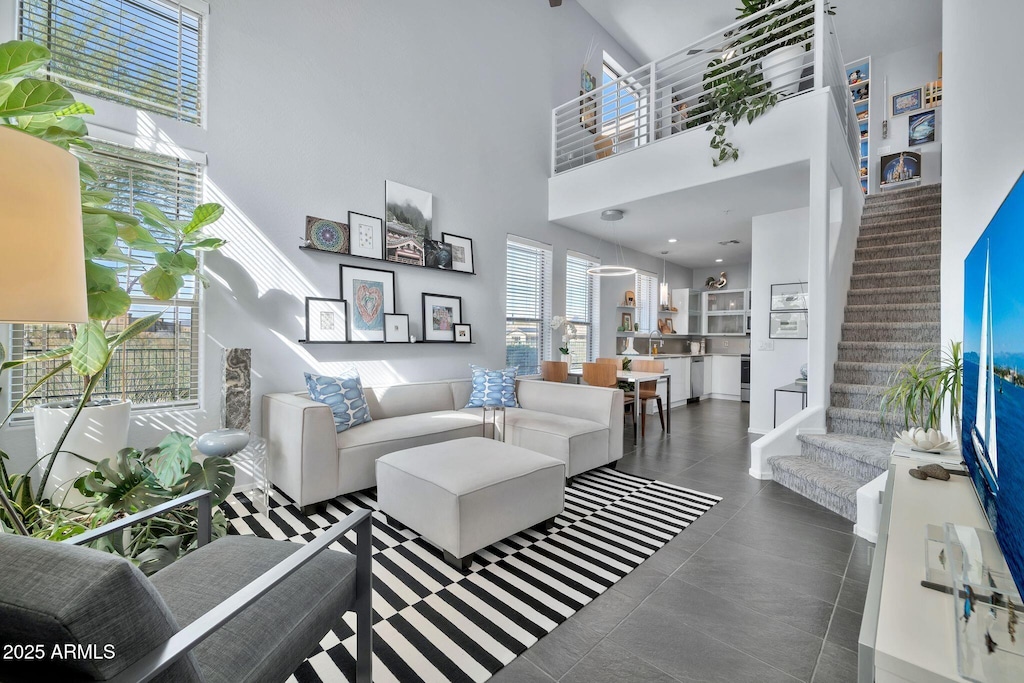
[768,184,941,522]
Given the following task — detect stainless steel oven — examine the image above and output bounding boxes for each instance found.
[740,354,750,402]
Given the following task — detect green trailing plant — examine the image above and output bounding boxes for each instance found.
[703,59,779,166]
[880,341,963,435]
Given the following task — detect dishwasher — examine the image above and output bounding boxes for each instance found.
[689,356,704,403]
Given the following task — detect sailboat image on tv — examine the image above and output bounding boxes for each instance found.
[971,240,999,494]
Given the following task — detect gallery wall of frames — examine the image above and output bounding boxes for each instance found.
[300,180,475,345]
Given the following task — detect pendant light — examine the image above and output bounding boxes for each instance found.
[659,253,670,308]
[588,209,637,277]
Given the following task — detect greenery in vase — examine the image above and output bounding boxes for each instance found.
[880,341,963,435]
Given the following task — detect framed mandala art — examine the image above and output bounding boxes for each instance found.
[305,216,349,253]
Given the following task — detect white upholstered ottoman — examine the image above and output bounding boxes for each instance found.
[376,437,565,570]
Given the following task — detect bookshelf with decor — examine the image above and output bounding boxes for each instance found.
[846,57,871,194]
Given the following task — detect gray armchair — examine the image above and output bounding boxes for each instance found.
[0,490,372,683]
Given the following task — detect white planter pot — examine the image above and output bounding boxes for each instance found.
[34,400,132,505]
[760,45,807,94]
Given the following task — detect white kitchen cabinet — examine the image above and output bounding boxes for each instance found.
[710,355,742,399]
[670,288,701,335]
[673,357,691,407]
[703,357,712,398]
[702,288,750,336]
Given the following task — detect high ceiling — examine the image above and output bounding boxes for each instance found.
[555,163,810,269]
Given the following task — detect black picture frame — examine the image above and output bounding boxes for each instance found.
[305,297,348,343]
[340,265,396,342]
[769,311,808,339]
[383,313,411,343]
[453,323,472,343]
[441,232,475,274]
[347,212,385,260]
[421,292,462,342]
[770,282,809,311]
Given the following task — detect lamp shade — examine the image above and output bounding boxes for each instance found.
[0,126,87,324]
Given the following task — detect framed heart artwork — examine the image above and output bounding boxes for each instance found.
[340,265,396,342]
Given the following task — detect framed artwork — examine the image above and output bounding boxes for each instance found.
[347,212,384,260]
[621,312,632,330]
[453,323,472,343]
[769,311,808,339]
[924,80,942,109]
[581,68,596,93]
[880,151,922,186]
[908,110,936,146]
[383,313,410,343]
[339,265,396,342]
[441,232,475,274]
[624,290,635,306]
[421,292,462,342]
[892,87,922,116]
[305,297,347,342]
[385,180,431,266]
[424,239,453,269]
[770,282,809,311]
[305,216,349,254]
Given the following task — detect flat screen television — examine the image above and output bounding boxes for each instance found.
[962,170,1024,595]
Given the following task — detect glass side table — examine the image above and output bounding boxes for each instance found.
[231,435,269,514]
[482,405,506,442]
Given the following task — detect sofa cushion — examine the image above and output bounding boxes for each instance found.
[464,364,518,408]
[305,370,372,433]
[338,410,483,449]
[364,380,456,419]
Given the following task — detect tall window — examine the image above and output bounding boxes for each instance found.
[634,271,658,333]
[7,140,202,414]
[601,53,643,150]
[565,252,600,366]
[506,236,551,375]
[19,0,207,125]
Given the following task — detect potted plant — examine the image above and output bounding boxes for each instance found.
[550,316,577,363]
[880,341,963,449]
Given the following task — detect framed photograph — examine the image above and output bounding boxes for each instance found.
[340,265,396,342]
[305,298,347,343]
[770,282,809,311]
[621,312,632,330]
[908,110,936,146]
[347,212,384,260]
[441,232,475,274]
[880,151,922,186]
[892,87,922,116]
[385,180,431,266]
[769,311,808,339]
[422,292,462,342]
[383,313,410,343]
[424,239,453,269]
[453,323,472,343]
[305,216,349,254]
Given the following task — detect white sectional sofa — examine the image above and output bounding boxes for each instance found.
[263,378,624,510]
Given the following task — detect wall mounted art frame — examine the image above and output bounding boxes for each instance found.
[880,151,922,186]
[340,265,396,342]
[892,87,923,116]
[385,180,431,266]
[769,311,808,339]
[347,212,384,260]
[305,297,348,343]
[441,232,475,274]
[454,323,472,343]
[770,282,809,311]
[908,110,936,146]
[305,216,349,254]
[424,239,453,270]
[383,313,410,343]
[422,292,462,342]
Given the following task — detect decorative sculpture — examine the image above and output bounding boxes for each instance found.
[705,272,728,290]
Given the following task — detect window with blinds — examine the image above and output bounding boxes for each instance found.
[7,140,202,414]
[506,236,552,375]
[566,252,600,367]
[634,271,659,333]
[19,0,206,125]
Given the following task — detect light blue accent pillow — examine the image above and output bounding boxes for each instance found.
[304,370,372,433]
[464,364,518,408]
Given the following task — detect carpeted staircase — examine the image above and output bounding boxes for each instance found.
[768,184,942,521]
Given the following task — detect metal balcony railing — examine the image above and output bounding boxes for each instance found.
[551,0,858,175]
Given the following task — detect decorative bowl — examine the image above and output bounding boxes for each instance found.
[894,427,957,453]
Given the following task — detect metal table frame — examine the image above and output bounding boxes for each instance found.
[774,382,808,427]
[568,369,671,445]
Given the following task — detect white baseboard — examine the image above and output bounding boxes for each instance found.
[747,427,769,436]
[708,393,741,401]
[748,465,773,480]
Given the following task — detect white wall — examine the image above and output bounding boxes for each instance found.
[0,0,674,473]
[749,209,808,434]
[941,0,1024,358]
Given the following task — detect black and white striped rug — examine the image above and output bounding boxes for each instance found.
[223,466,720,683]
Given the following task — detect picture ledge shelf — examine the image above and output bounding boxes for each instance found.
[299,245,476,275]
[298,339,475,345]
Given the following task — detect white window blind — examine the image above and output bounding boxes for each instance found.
[19,0,207,125]
[7,139,202,414]
[506,236,552,375]
[566,251,600,366]
[634,271,658,333]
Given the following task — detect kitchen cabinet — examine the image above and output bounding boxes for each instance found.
[702,288,750,336]
[631,356,690,413]
[710,355,742,399]
[670,288,701,335]
[703,357,712,398]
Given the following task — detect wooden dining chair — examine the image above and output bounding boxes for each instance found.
[583,363,637,434]
[629,359,666,435]
[541,360,569,383]
[596,357,621,369]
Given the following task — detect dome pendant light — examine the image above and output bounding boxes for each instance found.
[588,209,637,277]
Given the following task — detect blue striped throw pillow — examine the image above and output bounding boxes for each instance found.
[464,364,518,408]
[305,370,372,433]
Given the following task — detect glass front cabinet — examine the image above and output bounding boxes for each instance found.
[702,289,749,336]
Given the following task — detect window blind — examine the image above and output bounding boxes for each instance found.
[19,0,206,125]
[7,139,203,414]
[634,271,658,333]
[566,251,600,366]
[506,236,551,375]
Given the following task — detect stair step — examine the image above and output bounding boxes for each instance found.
[841,321,940,343]
[857,227,941,248]
[767,456,860,521]
[827,406,904,441]
[859,215,941,235]
[849,269,940,291]
[843,302,940,324]
[853,253,940,275]
[855,240,941,261]
[798,433,892,483]
[837,341,938,364]
[847,284,939,306]
[861,206,941,223]
[833,360,903,385]
[830,383,887,410]
[863,184,942,208]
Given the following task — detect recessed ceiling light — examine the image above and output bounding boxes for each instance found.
[667,238,677,243]
[715,258,723,263]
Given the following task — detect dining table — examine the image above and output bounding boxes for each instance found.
[566,368,671,445]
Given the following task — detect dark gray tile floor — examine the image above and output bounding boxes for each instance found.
[492,399,868,683]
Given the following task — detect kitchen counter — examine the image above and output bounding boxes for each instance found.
[625,353,746,358]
